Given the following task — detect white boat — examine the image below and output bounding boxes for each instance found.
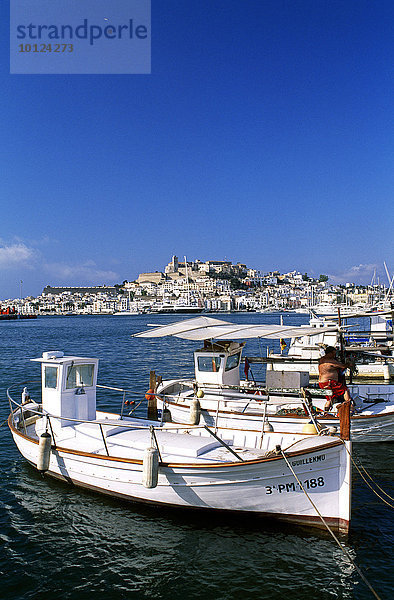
[267,312,394,380]
[134,316,394,443]
[8,350,351,532]
[307,303,338,316]
[150,302,203,314]
[308,303,371,316]
[156,381,394,444]
[173,303,204,314]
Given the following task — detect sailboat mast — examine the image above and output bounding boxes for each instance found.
[184,256,191,304]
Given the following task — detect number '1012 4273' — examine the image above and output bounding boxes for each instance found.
[18,43,74,53]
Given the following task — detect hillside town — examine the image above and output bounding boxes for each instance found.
[0,256,391,316]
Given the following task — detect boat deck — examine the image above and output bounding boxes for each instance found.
[28,415,269,463]
[16,410,339,465]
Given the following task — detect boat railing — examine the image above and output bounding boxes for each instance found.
[158,385,332,411]
[7,377,331,439]
[6,380,150,422]
[96,384,149,419]
[7,383,249,461]
[7,378,338,462]
[158,386,331,441]
[7,380,42,432]
[201,380,330,396]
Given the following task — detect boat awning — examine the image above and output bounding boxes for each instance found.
[133,316,338,341]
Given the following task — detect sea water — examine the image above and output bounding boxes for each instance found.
[0,314,392,600]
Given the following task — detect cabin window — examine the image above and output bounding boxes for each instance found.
[44,366,58,389]
[225,352,241,371]
[66,364,94,389]
[197,356,222,372]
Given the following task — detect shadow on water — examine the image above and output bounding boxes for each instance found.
[0,459,389,600]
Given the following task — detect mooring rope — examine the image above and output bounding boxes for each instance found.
[127,397,146,415]
[280,448,382,600]
[356,460,394,503]
[0,415,10,428]
[341,443,394,508]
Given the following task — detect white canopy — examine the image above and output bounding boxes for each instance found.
[133,316,337,341]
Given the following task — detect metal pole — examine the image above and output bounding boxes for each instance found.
[203,425,244,461]
[20,406,27,435]
[150,426,163,463]
[99,424,110,456]
[8,396,15,427]
[214,397,220,434]
[47,416,57,448]
[259,401,268,449]
[120,391,126,420]
[160,396,166,425]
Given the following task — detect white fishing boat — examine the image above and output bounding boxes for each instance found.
[134,317,394,442]
[8,350,351,532]
[267,311,394,380]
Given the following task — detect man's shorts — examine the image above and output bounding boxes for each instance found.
[319,379,347,402]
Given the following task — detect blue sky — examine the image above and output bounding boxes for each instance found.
[1,0,393,299]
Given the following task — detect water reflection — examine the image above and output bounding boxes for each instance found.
[1,461,359,600]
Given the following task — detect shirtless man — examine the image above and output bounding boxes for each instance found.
[318,346,352,411]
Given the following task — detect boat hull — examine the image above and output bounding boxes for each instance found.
[267,359,394,380]
[157,380,394,443]
[10,421,350,532]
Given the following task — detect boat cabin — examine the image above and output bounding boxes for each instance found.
[194,341,244,387]
[31,352,98,428]
[288,318,338,356]
[370,313,393,340]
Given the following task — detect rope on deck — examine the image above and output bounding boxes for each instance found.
[280,448,382,600]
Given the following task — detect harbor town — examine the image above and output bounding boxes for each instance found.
[1,256,392,317]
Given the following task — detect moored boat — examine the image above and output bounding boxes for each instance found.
[8,350,351,532]
[134,316,394,442]
[266,311,394,380]
[0,306,37,320]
